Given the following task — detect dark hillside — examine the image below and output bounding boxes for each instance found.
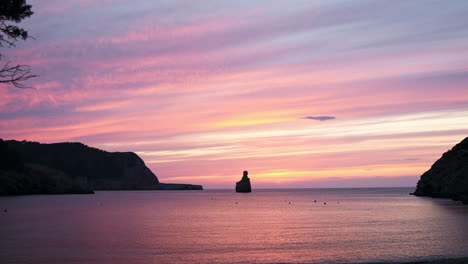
[1,139,202,195]
[413,137,468,204]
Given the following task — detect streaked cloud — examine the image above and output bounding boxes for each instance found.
[1,0,468,188]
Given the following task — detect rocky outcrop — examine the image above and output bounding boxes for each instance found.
[236,171,251,193]
[413,137,468,204]
[1,139,202,195]
[0,139,93,195]
[0,164,94,195]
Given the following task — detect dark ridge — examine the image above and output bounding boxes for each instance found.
[0,139,202,195]
[412,137,468,204]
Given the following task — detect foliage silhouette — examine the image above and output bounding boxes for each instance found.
[0,0,37,88]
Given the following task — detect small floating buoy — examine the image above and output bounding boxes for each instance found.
[3,209,7,213]
[289,202,291,204]
[324,202,326,205]
[314,200,317,203]
[235,202,238,204]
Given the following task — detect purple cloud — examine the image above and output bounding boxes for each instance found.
[303,116,336,121]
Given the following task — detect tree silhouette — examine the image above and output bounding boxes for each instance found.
[0,0,37,88]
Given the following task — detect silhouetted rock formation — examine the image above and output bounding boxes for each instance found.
[413,137,468,204]
[0,139,93,195]
[236,171,251,193]
[0,139,202,195]
[0,164,94,195]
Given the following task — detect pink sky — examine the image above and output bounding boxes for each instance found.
[1,0,468,188]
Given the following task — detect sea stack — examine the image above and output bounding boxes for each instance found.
[412,137,468,204]
[236,171,252,193]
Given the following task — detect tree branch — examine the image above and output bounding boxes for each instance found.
[0,61,37,88]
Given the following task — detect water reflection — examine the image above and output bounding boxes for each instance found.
[1,188,468,264]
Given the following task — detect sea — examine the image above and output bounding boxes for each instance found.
[1,188,468,264]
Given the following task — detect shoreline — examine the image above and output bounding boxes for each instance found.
[272,257,468,264]
[322,257,468,264]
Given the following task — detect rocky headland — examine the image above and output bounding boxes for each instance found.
[412,137,468,204]
[0,139,202,195]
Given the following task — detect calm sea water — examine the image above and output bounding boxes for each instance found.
[1,188,468,264]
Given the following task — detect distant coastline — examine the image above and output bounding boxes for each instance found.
[0,139,202,195]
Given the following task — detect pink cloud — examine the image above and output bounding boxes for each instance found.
[3,0,468,188]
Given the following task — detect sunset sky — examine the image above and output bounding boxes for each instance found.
[1,0,468,188]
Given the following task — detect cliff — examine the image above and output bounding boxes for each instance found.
[0,164,94,195]
[1,139,202,195]
[413,137,468,204]
[0,139,93,195]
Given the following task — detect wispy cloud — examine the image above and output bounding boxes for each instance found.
[2,0,468,188]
